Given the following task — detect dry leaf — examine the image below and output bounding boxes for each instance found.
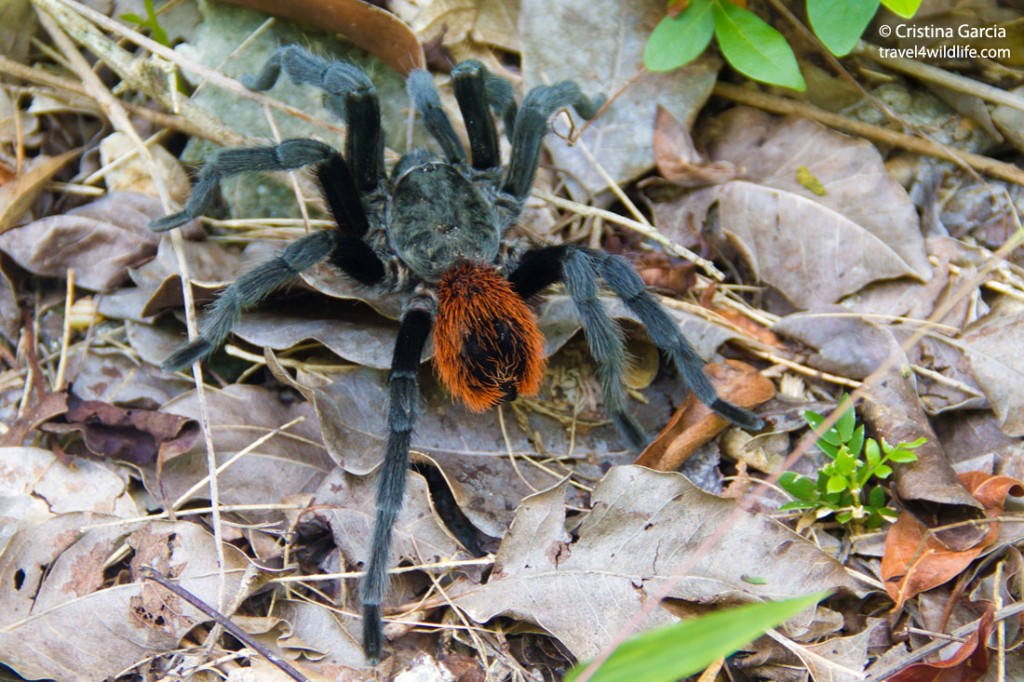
[654,105,741,187]
[219,0,424,74]
[635,360,774,471]
[0,149,80,232]
[887,608,994,682]
[881,472,1023,608]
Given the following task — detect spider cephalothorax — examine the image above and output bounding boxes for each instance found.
[151,46,764,662]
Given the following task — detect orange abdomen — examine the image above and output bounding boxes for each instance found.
[435,262,546,412]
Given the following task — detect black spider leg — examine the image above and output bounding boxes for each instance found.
[150,142,384,371]
[241,45,385,190]
[451,61,500,170]
[510,246,764,450]
[361,307,434,663]
[406,69,466,164]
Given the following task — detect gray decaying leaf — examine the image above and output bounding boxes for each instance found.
[520,0,719,196]
[149,384,332,511]
[0,192,162,291]
[0,518,250,681]
[312,366,654,538]
[455,466,857,659]
[961,298,1024,437]
[656,108,930,309]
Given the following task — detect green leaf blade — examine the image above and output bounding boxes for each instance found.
[807,0,880,56]
[568,593,829,682]
[711,1,806,91]
[881,0,922,19]
[644,0,715,72]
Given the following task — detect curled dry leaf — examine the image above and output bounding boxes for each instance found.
[658,108,929,309]
[41,392,198,465]
[881,472,1023,609]
[0,149,80,233]
[0,192,162,291]
[219,0,424,75]
[455,466,856,659]
[0,390,68,448]
[886,608,994,682]
[0,518,251,681]
[654,105,741,187]
[635,360,774,472]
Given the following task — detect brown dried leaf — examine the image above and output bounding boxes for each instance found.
[0,192,162,291]
[0,149,79,233]
[219,0,424,74]
[0,390,67,448]
[0,518,251,681]
[660,108,929,309]
[149,384,331,510]
[42,393,198,466]
[881,472,1022,608]
[635,360,774,471]
[454,467,856,659]
[887,608,994,682]
[654,105,741,187]
[961,298,1024,436]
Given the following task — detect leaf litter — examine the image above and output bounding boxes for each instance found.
[0,0,1022,680]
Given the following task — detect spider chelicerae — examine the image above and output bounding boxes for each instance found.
[151,45,765,662]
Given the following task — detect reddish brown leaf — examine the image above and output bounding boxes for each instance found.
[41,393,198,465]
[634,360,774,471]
[881,472,1023,608]
[219,0,424,75]
[887,608,994,682]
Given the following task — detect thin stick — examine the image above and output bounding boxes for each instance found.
[54,269,75,390]
[141,567,310,682]
[712,83,1024,186]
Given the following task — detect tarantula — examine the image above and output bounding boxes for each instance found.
[151,46,764,662]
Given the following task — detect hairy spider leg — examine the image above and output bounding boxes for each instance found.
[406,70,466,165]
[241,45,384,190]
[361,307,434,663]
[509,246,764,450]
[502,82,605,202]
[150,139,335,232]
[150,140,384,370]
[450,61,501,170]
[510,245,647,449]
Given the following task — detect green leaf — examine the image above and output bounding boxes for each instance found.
[887,447,920,464]
[835,397,856,443]
[644,0,716,72]
[880,0,921,19]
[567,593,828,682]
[864,439,880,467]
[873,464,893,478]
[804,410,825,430]
[779,472,818,500]
[807,0,880,56]
[868,485,887,508]
[826,474,849,494]
[835,449,857,477]
[711,1,806,91]
[849,425,865,458]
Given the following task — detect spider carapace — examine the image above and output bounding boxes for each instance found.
[150,46,764,663]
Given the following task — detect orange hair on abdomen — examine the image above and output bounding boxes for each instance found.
[435,262,546,412]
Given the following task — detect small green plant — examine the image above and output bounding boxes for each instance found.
[644,0,923,90]
[779,397,923,531]
[121,0,170,47]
